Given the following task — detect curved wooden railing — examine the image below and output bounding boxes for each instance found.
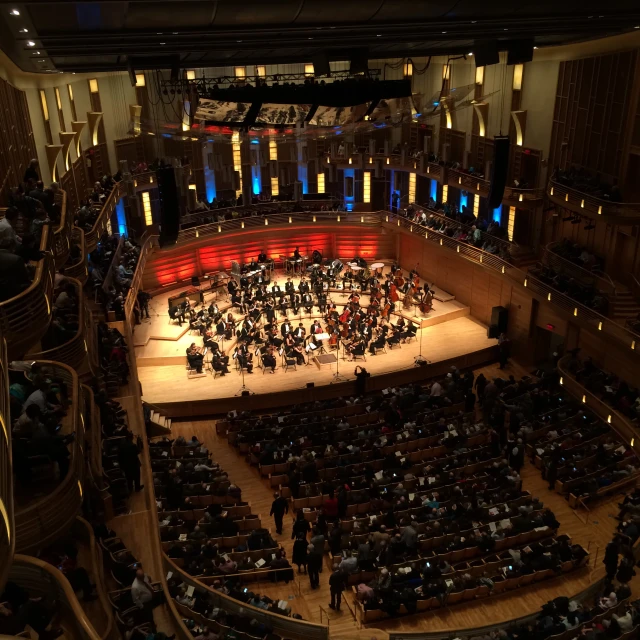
[8,554,102,640]
[544,242,617,295]
[52,189,72,269]
[0,223,55,360]
[410,202,516,253]
[447,168,543,206]
[66,227,89,284]
[124,233,158,322]
[28,278,88,370]
[84,184,122,253]
[387,214,640,353]
[161,553,329,640]
[73,517,117,640]
[0,338,14,593]
[547,174,640,223]
[14,361,84,553]
[176,210,379,245]
[181,199,340,229]
[557,355,639,453]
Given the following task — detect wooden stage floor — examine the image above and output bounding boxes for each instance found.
[136,269,495,407]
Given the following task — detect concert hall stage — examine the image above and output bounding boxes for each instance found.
[134,270,498,417]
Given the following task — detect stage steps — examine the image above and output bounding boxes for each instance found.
[144,402,173,436]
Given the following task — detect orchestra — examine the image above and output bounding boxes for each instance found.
[173,249,433,380]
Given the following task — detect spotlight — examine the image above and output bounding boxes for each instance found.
[10,9,20,16]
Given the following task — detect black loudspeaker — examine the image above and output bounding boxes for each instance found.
[312,53,331,76]
[241,390,250,396]
[474,41,499,67]
[491,306,508,333]
[306,382,315,389]
[349,49,369,75]
[488,136,510,209]
[506,39,534,65]
[488,325,499,339]
[157,166,180,247]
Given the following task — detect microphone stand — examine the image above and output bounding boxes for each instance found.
[414,324,431,366]
[235,354,253,395]
[331,334,348,383]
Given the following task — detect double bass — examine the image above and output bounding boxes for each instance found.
[389,283,400,303]
[403,286,416,310]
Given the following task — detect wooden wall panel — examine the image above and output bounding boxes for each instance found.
[114,136,146,170]
[548,50,638,184]
[0,77,37,204]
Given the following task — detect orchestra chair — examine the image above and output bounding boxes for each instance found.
[405,326,418,343]
[283,353,297,373]
[351,344,367,361]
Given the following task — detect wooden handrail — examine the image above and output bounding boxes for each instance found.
[85,183,123,253]
[66,227,89,284]
[557,356,639,454]
[0,337,14,593]
[28,277,88,369]
[544,242,616,295]
[9,554,102,640]
[124,234,158,322]
[447,167,543,203]
[74,517,117,640]
[52,189,72,268]
[0,223,55,359]
[14,361,84,553]
[548,174,640,220]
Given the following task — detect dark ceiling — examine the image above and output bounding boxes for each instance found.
[1,0,640,74]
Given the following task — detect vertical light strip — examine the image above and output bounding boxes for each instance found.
[442,184,448,203]
[106,217,112,235]
[142,191,152,226]
[269,140,277,161]
[475,66,484,85]
[270,176,279,196]
[473,194,479,218]
[232,131,242,198]
[182,100,191,132]
[89,78,99,93]
[512,64,524,91]
[39,90,49,121]
[363,171,371,203]
[508,206,516,241]
[408,172,416,203]
[0,498,10,544]
[317,172,325,194]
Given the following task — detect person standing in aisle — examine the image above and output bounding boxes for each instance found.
[270,491,289,535]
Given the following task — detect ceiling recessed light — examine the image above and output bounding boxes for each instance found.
[38,59,44,62]
[10,9,19,16]
[308,37,313,39]
[442,31,447,34]
[471,20,477,24]
[172,32,178,34]
[157,32,162,35]
[468,52,473,56]
[160,42,166,45]
[27,40,35,46]
[635,25,640,29]
[377,34,382,37]
[35,51,40,54]
[503,28,508,31]
[237,40,242,42]
[19,28,28,33]
[534,46,538,49]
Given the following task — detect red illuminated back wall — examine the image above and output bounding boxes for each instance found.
[142,226,394,290]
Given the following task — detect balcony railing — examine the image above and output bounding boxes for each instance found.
[28,278,89,370]
[544,242,617,296]
[547,175,640,222]
[387,214,640,354]
[557,356,639,454]
[124,233,158,323]
[66,227,89,284]
[84,183,122,253]
[0,223,55,360]
[181,199,340,229]
[14,361,85,553]
[176,210,379,245]
[0,338,13,593]
[447,168,543,206]
[8,555,102,640]
[52,189,72,269]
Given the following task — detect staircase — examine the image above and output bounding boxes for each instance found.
[609,290,640,322]
[143,402,173,437]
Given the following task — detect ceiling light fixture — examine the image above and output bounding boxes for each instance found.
[442,31,447,34]
[377,34,382,37]
[160,42,166,45]
[534,46,538,49]
[27,40,35,46]
[19,28,28,32]
[10,9,19,16]
[468,52,473,56]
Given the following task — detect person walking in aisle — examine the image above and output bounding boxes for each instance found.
[329,565,346,611]
[307,543,322,589]
[270,491,289,535]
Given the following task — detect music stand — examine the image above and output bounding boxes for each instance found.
[331,335,349,383]
[414,325,431,366]
[235,358,253,396]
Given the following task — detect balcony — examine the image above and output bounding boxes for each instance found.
[557,356,638,452]
[547,175,640,224]
[0,224,55,360]
[52,189,73,269]
[124,233,158,323]
[84,183,122,253]
[447,168,543,209]
[0,339,13,593]
[28,278,89,370]
[65,227,89,284]
[388,214,640,355]
[13,361,85,553]
[7,555,102,640]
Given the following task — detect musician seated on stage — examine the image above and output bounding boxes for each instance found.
[212,351,230,376]
[286,342,306,366]
[261,346,277,373]
[311,249,322,264]
[302,292,313,313]
[169,302,187,326]
[257,249,268,263]
[234,341,254,373]
[186,343,204,373]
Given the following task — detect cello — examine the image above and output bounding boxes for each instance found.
[389,283,400,303]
